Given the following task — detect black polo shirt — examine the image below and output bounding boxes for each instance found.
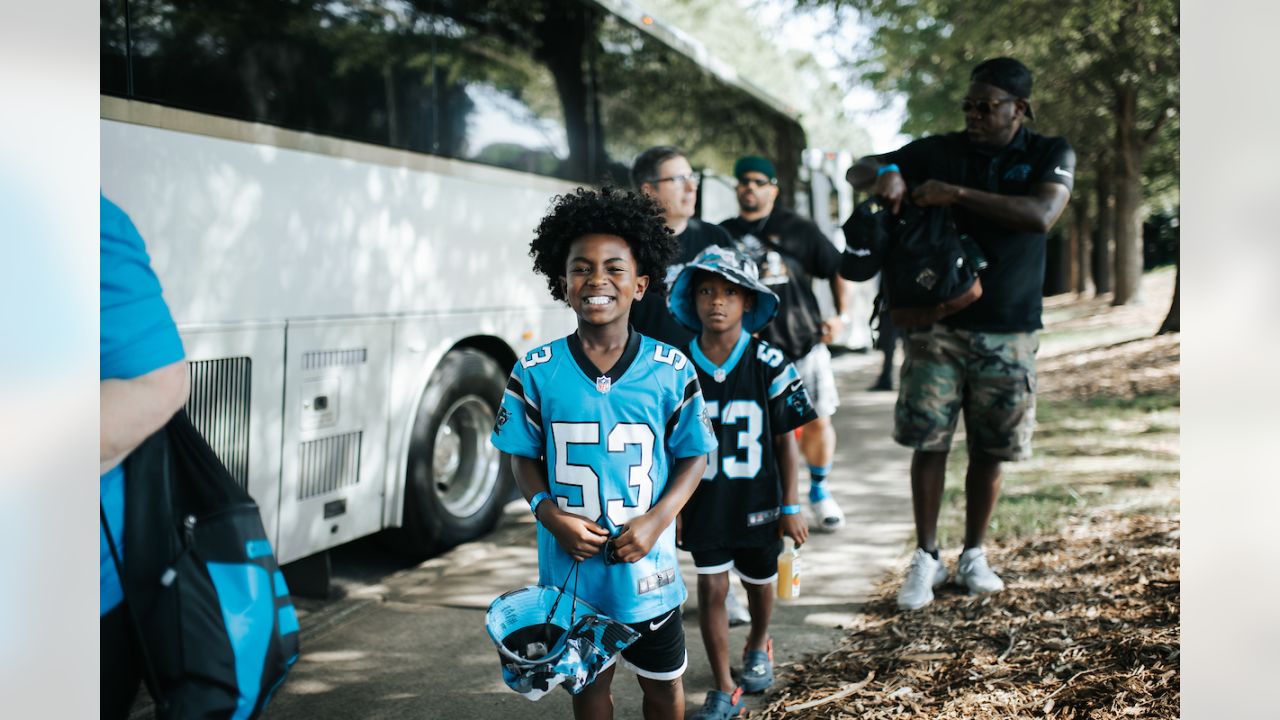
[877,127,1075,332]
[629,218,733,346]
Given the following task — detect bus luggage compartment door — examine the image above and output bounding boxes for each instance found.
[278,319,393,564]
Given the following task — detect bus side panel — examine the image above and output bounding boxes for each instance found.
[278,319,393,564]
[384,308,576,529]
[178,324,287,549]
[101,117,570,326]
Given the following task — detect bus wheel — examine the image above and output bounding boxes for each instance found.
[395,348,512,558]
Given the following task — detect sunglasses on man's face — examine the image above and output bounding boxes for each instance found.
[961,96,1018,116]
[737,177,775,189]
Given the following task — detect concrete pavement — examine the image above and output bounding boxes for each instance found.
[263,351,915,719]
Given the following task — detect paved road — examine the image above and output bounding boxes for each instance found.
[263,351,914,719]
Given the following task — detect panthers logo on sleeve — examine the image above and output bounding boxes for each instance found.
[493,406,510,435]
[786,387,814,418]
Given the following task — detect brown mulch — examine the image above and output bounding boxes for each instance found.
[752,512,1180,719]
[1035,334,1180,403]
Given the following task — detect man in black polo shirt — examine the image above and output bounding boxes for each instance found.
[629,145,734,346]
[849,57,1074,610]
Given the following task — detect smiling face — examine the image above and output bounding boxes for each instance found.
[560,233,649,329]
[963,81,1025,149]
[694,272,752,335]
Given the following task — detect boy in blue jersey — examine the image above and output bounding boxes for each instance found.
[491,187,716,720]
[666,247,817,720]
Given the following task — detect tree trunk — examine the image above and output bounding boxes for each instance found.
[1095,168,1115,295]
[1158,260,1179,334]
[1073,190,1094,295]
[1112,85,1146,305]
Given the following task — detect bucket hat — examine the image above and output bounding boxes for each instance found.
[668,245,779,333]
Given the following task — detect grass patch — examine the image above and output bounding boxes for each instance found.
[935,392,1180,548]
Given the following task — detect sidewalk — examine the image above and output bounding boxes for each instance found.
[263,351,915,719]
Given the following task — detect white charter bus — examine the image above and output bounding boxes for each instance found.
[101,0,811,574]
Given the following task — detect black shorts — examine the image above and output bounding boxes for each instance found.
[691,540,784,585]
[618,607,687,680]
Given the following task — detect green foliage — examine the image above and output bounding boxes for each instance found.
[642,0,875,155]
[794,0,1179,214]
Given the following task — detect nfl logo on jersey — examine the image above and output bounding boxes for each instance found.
[596,375,612,393]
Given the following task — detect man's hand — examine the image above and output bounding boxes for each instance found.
[821,315,844,345]
[539,505,609,561]
[779,514,809,548]
[911,180,963,207]
[612,511,668,563]
[874,171,908,215]
[675,512,684,546]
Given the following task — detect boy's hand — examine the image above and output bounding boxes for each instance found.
[612,511,667,563]
[780,514,808,548]
[540,505,609,561]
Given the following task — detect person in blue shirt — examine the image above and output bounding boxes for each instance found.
[491,186,715,720]
[100,194,189,718]
[666,247,816,719]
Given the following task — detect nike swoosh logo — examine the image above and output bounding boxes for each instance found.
[649,610,677,631]
[1054,166,1073,178]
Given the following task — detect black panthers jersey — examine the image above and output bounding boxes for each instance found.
[678,331,817,551]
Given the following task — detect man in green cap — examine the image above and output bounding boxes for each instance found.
[720,156,849,532]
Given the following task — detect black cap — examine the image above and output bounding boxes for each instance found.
[970,57,1035,119]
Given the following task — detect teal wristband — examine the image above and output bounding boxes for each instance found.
[780,504,801,516]
[529,491,552,516]
[876,163,900,178]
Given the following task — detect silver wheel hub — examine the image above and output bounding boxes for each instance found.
[431,395,499,518]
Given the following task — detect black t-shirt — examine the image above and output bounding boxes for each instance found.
[720,208,840,359]
[629,219,733,347]
[677,333,817,552]
[878,127,1075,332]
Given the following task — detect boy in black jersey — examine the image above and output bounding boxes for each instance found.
[667,246,817,719]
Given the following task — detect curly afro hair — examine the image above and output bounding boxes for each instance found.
[529,185,679,304]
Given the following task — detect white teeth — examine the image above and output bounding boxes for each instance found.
[585,296,612,305]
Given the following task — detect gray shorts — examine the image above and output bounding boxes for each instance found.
[793,343,839,418]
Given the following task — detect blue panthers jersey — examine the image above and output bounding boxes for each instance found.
[678,331,817,552]
[491,330,716,623]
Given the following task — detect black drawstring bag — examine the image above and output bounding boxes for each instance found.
[841,195,985,329]
[104,409,299,719]
[881,200,984,328]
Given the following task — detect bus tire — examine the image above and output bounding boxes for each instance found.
[394,348,512,558]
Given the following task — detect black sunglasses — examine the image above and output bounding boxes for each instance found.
[737,177,776,189]
[961,96,1019,116]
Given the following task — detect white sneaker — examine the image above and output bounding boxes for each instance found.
[808,485,846,532]
[955,547,1005,594]
[724,587,751,627]
[896,548,948,610]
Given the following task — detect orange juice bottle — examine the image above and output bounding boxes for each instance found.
[777,538,801,600]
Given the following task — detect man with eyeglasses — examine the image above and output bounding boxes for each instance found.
[629,145,734,347]
[847,57,1074,611]
[721,156,849,533]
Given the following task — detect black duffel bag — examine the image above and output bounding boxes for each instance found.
[841,195,985,329]
[105,409,299,719]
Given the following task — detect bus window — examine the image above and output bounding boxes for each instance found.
[592,11,803,211]
[123,0,437,154]
[101,0,129,96]
[432,0,593,182]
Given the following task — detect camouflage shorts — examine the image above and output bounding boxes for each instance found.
[893,324,1039,461]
